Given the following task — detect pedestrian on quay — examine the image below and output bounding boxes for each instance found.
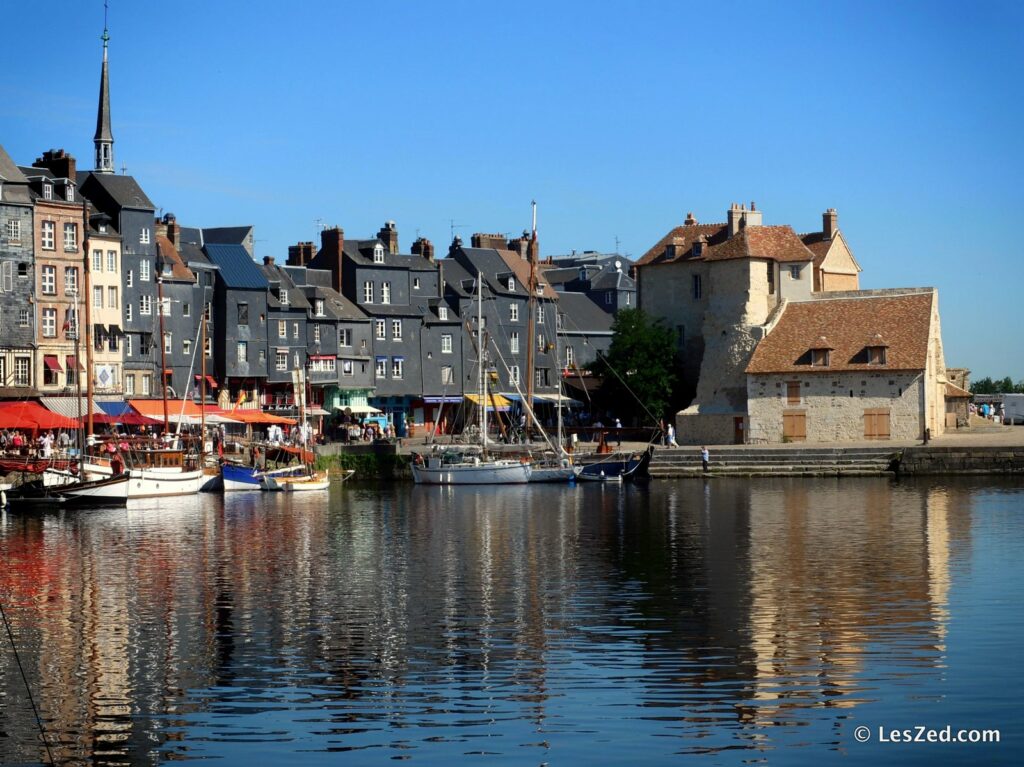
[700,445,710,472]
[615,417,622,446]
[666,423,678,447]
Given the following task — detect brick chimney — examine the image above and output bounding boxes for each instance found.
[32,148,77,181]
[377,220,399,255]
[471,233,507,250]
[823,208,838,240]
[318,226,345,293]
[411,237,435,262]
[163,213,179,247]
[727,201,762,237]
[449,235,463,255]
[287,241,315,266]
[507,231,530,259]
[263,256,275,266]
[684,211,698,226]
[154,216,168,240]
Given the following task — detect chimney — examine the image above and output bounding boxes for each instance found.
[507,230,530,259]
[449,235,463,255]
[263,256,275,266]
[411,237,435,262]
[154,216,168,240]
[319,226,345,293]
[163,213,179,247]
[823,208,838,240]
[684,211,698,226]
[727,200,762,236]
[287,241,315,267]
[32,148,77,182]
[470,233,507,250]
[377,220,399,255]
[727,202,742,237]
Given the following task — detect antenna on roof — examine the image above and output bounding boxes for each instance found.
[449,219,465,243]
[614,235,621,254]
[120,163,127,175]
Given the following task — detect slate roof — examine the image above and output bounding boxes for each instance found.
[589,263,636,290]
[0,146,31,205]
[0,146,28,184]
[156,236,196,281]
[76,171,155,210]
[261,263,311,309]
[342,239,437,271]
[439,256,475,298]
[203,226,252,246]
[203,243,268,289]
[556,292,614,334]
[455,247,558,300]
[746,292,935,374]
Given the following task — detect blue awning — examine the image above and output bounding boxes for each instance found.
[97,400,132,416]
[423,396,461,404]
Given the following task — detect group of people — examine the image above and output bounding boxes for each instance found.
[0,429,72,458]
[971,402,1005,421]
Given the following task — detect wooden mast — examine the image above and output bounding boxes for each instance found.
[200,311,206,460]
[524,201,538,442]
[156,250,170,431]
[81,200,95,437]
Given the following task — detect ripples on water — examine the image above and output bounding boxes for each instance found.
[1,477,1021,765]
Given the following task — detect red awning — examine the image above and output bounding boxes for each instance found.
[163,368,173,375]
[66,355,82,371]
[0,402,79,431]
[44,355,62,372]
[195,374,218,388]
[309,355,335,361]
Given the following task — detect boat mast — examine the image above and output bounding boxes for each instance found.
[525,200,537,443]
[81,201,95,438]
[477,271,487,451]
[156,255,170,432]
[200,311,206,461]
[72,272,85,456]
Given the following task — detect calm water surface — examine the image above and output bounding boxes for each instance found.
[0,477,1021,765]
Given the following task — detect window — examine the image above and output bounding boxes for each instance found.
[438,306,448,321]
[790,265,802,280]
[18,308,29,327]
[692,274,702,299]
[279,289,289,306]
[204,337,211,356]
[313,323,321,343]
[139,260,150,282]
[566,346,575,367]
[93,286,103,308]
[140,295,152,315]
[42,308,56,337]
[258,349,266,363]
[363,281,373,303]
[238,303,249,324]
[92,249,103,271]
[15,357,30,386]
[442,333,453,354]
[787,381,801,404]
[381,282,391,304]
[125,374,135,395]
[164,332,172,354]
[126,269,133,287]
[441,365,454,385]
[107,331,119,353]
[373,244,384,263]
[125,303,133,322]
[108,286,118,308]
[1,261,13,293]
[339,328,352,347]
[310,357,336,373]
[159,297,170,315]
[508,277,515,291]
[605,292,612,305]
[17,262,27,279]
[375,357,387,378]
[140,333,152,355]
[66,184,74,202]
[41,221,55,250]
[125,334,133,357]
[237,341,248,362]
[315,299,325,316]
[767,262,775,295]
[391,319,402,340]
[375,320,386,340]
[140,228,151,245]
[342,360,354,377]
[276,351,288,371]
[63,223,77,251]
[42,183,52,201]
[66,356,78,387]
[204,302,212,322]
[868,346,887,365]
[64,267,78,294]
[510,332,519,354]
[141,374,151,396]
[293,322,299,339]
[537,306,544,324]
[537,333,546,352]
[510,304,519,322]
[182,302,190,317]
[107,250,117,272]
[510,365,520,385]
[41,265,56,294]
[278,320,287,338]
[391,357,403,379]
[413,277,421,290]
[811,349,830,367]
[6,219,20,243]
[626,293,631,306]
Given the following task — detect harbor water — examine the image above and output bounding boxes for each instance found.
[1,477,1021,765]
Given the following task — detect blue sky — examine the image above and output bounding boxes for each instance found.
[3,1,1021,379]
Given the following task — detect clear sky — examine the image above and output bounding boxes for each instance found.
[3,1,1021,380]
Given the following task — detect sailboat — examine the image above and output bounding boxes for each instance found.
[411,272,531,484]
[261,358,329,491]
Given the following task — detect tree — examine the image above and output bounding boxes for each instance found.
[592,308,676,425]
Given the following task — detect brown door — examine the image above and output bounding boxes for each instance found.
[782,410,806,441]
[734,417,745,444]
[864,408,891,439]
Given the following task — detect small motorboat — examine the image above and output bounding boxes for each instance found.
[577,446,654,483]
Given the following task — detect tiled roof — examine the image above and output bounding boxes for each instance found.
[203,243,268,289]
[746,293,935,374]
[156,236,196,282]
[637,223,726,265]
[945,382,972,399]
[800,232,832,267]
[638,223,815,266]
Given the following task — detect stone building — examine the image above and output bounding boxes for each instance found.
[0,145,36,395]
[745,289,949,442]
[85,209,123,395]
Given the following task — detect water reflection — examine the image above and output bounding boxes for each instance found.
[0,477,1018,765]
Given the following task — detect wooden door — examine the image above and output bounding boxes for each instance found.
[734,417,745,444]
[782,410,806,441]
[864,408,891,439]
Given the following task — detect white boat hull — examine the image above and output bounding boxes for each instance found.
[412,460,531,485]
[86,462,203,498]
[528,465,580,483]
[60,474,130,502]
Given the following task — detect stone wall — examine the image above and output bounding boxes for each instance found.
[674,412,742,446]
[899,445,1024,474]
[747,371,924,442]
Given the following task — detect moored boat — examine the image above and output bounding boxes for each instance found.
[411,449,532,484]
[577,446,654,483]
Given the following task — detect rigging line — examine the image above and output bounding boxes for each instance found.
[593,346,662,437]
[0,598,56,766]
[488,339,559,455]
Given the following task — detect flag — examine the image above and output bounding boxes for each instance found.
[233,389,247,411]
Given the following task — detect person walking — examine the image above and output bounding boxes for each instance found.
[666,423,678,447]
[614,417,622,446]
[700,445,710,472]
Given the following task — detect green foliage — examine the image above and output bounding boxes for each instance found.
[970,376,1024,394]
[592,308,677,424]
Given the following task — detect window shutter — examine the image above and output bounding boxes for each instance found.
[1,261,13,293]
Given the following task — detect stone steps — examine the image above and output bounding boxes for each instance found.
[648,446,898,477]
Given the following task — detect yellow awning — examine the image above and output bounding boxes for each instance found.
[465,393,512,409]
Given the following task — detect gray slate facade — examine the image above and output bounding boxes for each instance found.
[0,146,36,393]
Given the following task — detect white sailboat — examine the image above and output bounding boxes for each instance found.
[262,357,329,492]
[411,272,531,485]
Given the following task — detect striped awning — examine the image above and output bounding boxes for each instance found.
[465,393,512,410]
[38,396,106,417]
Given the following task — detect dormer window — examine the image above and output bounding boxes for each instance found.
[315,299,325,316]
[43,183,53,200]
[811,349,830,367]
[507,277,515,291]
[868,346,887,365]
[535,285,544,296]
[373,244,384,263]
[438,306,448,321]
[66,183,74,202]
[579,268,587,282]
[692,242,703,257]
[279,289,289,306]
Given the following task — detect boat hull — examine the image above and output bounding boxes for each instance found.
[221,463,264,492]
[411,460,531,485]
[577,447,654,483]
[86,462,204,498]
[528,465,580,483]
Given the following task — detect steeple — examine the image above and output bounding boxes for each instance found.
[93,3,114,173]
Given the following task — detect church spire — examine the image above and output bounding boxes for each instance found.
[93,2,114,173]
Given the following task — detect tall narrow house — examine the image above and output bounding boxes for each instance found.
[0,145,36,394]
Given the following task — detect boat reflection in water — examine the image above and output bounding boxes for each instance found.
[0,477,1019,765]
